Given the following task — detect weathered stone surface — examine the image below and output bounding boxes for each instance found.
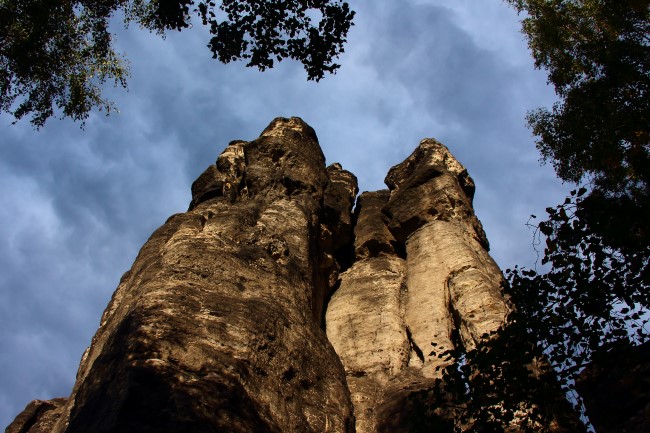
[352,190,399,259]
[317,163,358,324]
[31,117,355,433]
[326,254,408,432]
[8,119,581,433]
[326,138,510,433]
[5,398,67,433]
[384,138,487,249]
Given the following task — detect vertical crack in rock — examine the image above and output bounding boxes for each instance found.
[447,292,467,357]
[325,189,410,433]
[405,326,425,364]
[317,163,358,329]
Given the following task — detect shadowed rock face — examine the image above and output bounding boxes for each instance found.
[7,118,572,433]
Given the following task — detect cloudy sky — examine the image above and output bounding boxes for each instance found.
[0,0,573,427]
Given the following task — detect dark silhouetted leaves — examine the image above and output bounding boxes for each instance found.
[0,0,355,128]
[507,0,650,198]
[428,3,650,430]
[500,189,649,426]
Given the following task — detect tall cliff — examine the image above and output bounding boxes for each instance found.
[325,139,510,432]
[6,117,568,433]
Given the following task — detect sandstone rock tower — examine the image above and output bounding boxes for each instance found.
[325,138,510,432]
[6,117,561,433]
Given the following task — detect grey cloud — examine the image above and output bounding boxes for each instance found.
[344,1,568,268]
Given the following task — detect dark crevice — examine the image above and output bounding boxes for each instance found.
[320,279,341,332]
[282,367,296,382]
[390,240,407,259]
[457,170,475,201]
[389,215,428,243]
[406,326,425,363]
[334,243,355,273]
[272,148,285,163]
[318,174,358,331]
[280,177,309,196]
[15,402,55,433]
[188,187,223,211]
[380,206,392,223]
[403,165,443,190]
[448,302,466,355]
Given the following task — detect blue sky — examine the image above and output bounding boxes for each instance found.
[0,0,573,427]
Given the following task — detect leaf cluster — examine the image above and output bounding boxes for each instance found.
[0,0,130,127]
[508,0,650,196]
[508,190,649,380]
[489,2,650,426]
[134,1,355,81]
[500,190,648,429]
[422,3,650,430]
[428,186,648,431]
[0,0,355,128]
[431,323,588,432]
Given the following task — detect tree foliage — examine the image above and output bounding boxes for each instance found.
[429,2,650,430]
[502,0,650,369]
[507,190,649,378]
[0,0,129,127]
[508,0,650,197]
[432,186,649,430]
[436,321,588,432]
[0,0,355,128]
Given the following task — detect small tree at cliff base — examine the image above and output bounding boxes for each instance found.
[0,0,355,128]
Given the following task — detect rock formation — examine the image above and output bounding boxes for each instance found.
[325,139,510,432]
[6,117,572,433]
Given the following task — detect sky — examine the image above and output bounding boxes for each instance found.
[0,0,574,427]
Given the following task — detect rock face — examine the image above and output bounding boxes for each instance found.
[325,139,510,432]
[9,118,356,433]
[7,117,570,433]
[5,399,67,433]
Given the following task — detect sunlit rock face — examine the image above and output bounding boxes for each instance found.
[7,117,357,433]
[325,139,510,432]
[7,118,547,433]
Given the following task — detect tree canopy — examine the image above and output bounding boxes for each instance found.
[503,0,650,362]
[508,0,649,199]
[0,0,355,128]
[431,2,650,430]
